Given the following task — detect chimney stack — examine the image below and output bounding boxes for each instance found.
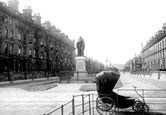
[7,0,19,11]
[22,6,33,19]
[50,25,56,32]
[32,13,41,24]
[162,23,166,32]
[42,21,51,29]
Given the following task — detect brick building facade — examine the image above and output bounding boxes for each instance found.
[0,0,75,81]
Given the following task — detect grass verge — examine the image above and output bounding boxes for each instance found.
[21,82,57,91]
[79,84,96,91]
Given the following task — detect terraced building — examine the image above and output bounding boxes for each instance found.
[142,23,166,77]
[0,0,75,81]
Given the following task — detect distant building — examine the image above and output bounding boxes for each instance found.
[142,23,166,73]
[0,0,75,81]
[129,54,142,74]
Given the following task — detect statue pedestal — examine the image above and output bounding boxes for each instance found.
[73,56,88,80]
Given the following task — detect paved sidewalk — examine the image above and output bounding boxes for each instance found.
[0,82,96,115]
[0,77,59,87]
[123,72,166,81]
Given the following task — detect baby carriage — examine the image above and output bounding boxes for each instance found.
[95,71,149,115]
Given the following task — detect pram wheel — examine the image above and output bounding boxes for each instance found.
[132,100,149,113]
[96,96,116,115]
[141,103,149,113]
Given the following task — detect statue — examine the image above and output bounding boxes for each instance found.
[76,36,85,56]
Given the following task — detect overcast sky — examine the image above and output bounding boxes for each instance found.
[3,0,166,64]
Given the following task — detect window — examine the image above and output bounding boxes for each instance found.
[51,54,53,60]
[29,37,32,44]
[44,42,46,47]
[9,45,13,55]
[5,28,8,37]
[4,16,8,23]
[23,48,26,55]
[50,45,53,50]
[56,56,58,61]
[29,49,32,57]
[34,50,36,58]
[23,35,26,42]
[18,33,22,40]
[157,44,159,51]
[40,41,44,47]
[34,38,36,43]
[41,52,44,59]
[56,47,58,52]
[60,57,63,62]
[10,18,13,25]
[10,30,13,39]
[30,28,33,33]
[18,46,22,56]
[4,44,8,55]
[44,52,46,59]
[0,24,2,34]
[65,58,67,63]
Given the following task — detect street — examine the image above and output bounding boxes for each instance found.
[117,73,166,114]
[0,73,166,115]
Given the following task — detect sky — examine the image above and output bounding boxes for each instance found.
[3,0,166,64]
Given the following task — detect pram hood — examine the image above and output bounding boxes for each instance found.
[96,71,120,94]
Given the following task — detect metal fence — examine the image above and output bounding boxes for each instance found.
[44,94,97,115]
[59,71,74,83]
[44,89,166,115]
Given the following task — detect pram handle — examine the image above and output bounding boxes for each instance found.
[133,86,144,101]
[133,86,137,89]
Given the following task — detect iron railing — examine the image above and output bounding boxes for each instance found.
[44,93,97,115]
[44,89,166,115]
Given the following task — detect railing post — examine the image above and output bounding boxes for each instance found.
[61,105,63,115]
[116,90,119,114]
[68,71,69,79]
[77,70,79,81]
[72,96,75,115]
[89,94,91,115]
[65,71,66,79]
[142,89,144,99]
[92,94,94,115]
[82,94,84,115]
[59,72,61,83]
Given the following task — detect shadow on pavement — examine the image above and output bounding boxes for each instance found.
[21,81,57,91]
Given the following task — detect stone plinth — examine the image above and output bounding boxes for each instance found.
[75,56,86,71]
[73,56,88,80]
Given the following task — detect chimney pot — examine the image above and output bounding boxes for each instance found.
[7,0,19,11]
[22,6,33,19]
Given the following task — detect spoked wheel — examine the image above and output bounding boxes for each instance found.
[132,100,143,112]
[132,100,149,113]
[96,96,116,115]
[141,104,149,114]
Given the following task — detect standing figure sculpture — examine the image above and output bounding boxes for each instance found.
[76,36,85,56]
